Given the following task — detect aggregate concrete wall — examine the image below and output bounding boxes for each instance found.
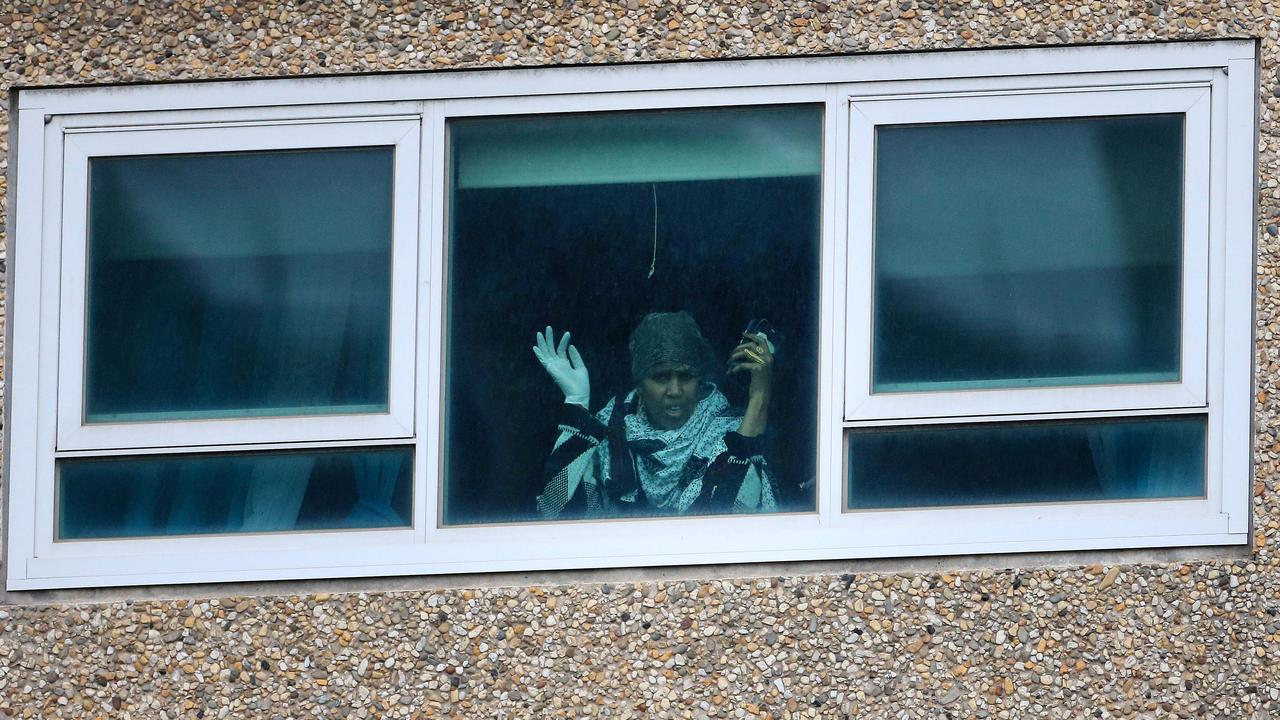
[0,1,1277,718]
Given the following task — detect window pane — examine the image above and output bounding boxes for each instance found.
[847,416,1204,510]
[85,148,394,422]
[59,446,412,539]
[873,115,1184,392]
[445,105,822,524]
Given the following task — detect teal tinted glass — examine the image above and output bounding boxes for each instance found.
[58,446,412,539]
[85,147,394,422]
[873,114,1184,392]
[847,416,1204,510]
[445,105,822,524]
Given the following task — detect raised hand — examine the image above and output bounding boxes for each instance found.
[728,331,774,437]
[728,331,774,400]
[532,326,591,408]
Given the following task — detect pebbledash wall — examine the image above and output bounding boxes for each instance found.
[0,2,1276,719]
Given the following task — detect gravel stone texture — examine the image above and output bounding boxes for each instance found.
[0,1,1278,718]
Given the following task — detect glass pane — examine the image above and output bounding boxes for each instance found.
[85,147,394,422]
[445,105,822,524]
[847,416,1205,510]
[873,114,1184,392]
[59,446,413,539]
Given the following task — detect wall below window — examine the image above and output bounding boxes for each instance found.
[1,2,1277,719]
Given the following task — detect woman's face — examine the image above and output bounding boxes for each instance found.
[638,362,701,430]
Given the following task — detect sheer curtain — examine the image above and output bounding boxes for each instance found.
[70,147,399,539]
[1087,421,1204,499]
[347,454,408,526]
[123,264,358,535]
[1083,120,1200,501]
[237,268,356,532]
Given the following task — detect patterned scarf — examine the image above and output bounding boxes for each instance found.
[596,385,741,513]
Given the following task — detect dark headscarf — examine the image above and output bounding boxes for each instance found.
[628,311,714,385]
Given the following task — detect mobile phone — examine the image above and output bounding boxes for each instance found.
[743,319,779,354]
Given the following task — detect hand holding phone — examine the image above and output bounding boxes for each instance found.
[730,319,776,436]
[729,320,775,398]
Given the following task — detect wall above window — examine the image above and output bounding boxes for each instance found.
[4,41,1257,590]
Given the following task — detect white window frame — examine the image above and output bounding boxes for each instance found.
[844,84,1211,421]
[4,41,1256,590]
[55,117,421,451]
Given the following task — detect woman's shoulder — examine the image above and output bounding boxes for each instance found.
[703,385,742,418]
[594,391,638,425]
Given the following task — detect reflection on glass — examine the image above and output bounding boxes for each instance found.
[847,416,1205,510]
[86,147,394,422]
[873,115,1184,392]
[445,105,823,524]
[59,446,413,539]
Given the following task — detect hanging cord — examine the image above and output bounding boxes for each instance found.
[647,183,658,279]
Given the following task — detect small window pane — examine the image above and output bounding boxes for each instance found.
[445,105,822,524]
[85,147,394,422]
[58,446,413,539]
[873,114,1184,392]
[847,416,1205,510]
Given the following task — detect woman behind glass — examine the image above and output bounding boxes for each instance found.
[533,311,778,518]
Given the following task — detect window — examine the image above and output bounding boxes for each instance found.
[443,104,822,524]
[45,119,421,548]
[845,87,1207,419]
[843,86,1211,512]
[5,42,1256,589]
